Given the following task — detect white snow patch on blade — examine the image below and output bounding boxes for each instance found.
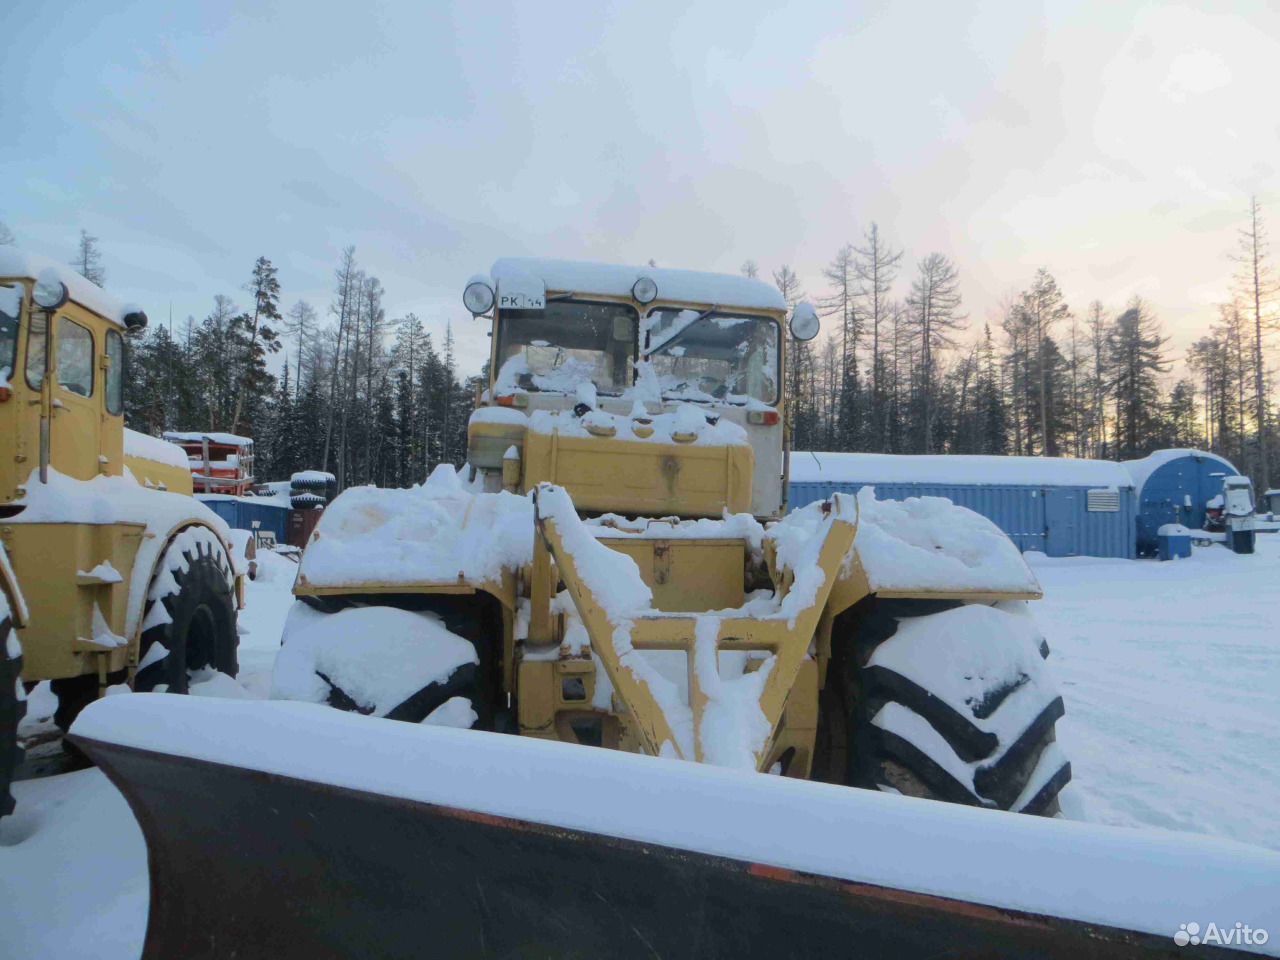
[422,696,478,729]
[852,488,1040,594]
[297,464,534,589]
[187,669,250,699]
[271,604,477,718]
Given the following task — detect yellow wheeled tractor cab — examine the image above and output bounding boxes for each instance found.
[77,260,1266,960]
[0,248,242,815]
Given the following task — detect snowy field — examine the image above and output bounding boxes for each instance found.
[2,536,1279,958]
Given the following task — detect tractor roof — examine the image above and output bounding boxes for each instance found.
[490,257,787,312]
[0,247,143,329]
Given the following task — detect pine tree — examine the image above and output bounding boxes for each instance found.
[905,253,964,453]
[230,257,283,434]
[854,223,902,452]
[819,244,861,449]
[73,229,105,286]
[1106,297,1170,459]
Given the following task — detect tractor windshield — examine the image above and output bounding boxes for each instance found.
[495,300,637,396]
[642,309,780,405]
[0,283,21,384]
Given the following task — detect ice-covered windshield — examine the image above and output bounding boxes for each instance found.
[0,283,21,385]
[643,309,779,404]
[495,300,637,396]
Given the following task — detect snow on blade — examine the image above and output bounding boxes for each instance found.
[71,694,1280,949]
[271,602,477,717]
[297,463,534,589]
[852,488,1040,594]
[422,696,478,728]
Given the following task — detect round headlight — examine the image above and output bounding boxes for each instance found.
[463,277,495,316]
[632,276,658,304]
[33,269,69,311]
[789,302,820,342]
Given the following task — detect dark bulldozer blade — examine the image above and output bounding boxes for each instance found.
[71,696,1270,960]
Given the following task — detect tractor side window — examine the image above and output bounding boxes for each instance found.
[25,309,47,389]
[105,329,124,415]
[0,283,20,385]
[56,317,94,398]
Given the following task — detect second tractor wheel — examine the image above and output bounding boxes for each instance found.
[837,599,1071,816]
[134,528,239,695]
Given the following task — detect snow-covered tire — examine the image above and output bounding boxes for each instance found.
[1,612,24,819]
[134,526,238,695]
[842,599,1071,815]
[271,601,488,728]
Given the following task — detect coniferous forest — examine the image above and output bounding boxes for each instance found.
[24,198,1278,496]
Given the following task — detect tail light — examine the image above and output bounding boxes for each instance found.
[747,410,780,426]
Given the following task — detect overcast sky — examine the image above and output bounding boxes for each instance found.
[3,0,1278,377]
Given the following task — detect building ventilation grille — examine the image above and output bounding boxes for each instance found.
[1087,489,1121,512]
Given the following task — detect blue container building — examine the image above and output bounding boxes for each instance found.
[197,494,291,545]
[1124,449,1241,557]
[788,452,1137,560]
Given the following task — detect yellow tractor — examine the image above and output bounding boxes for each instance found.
[268,257,1070,810]
[0,248,242,816]
[72,259,1272,958]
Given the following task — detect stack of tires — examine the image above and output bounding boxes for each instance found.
[290,471,337,511]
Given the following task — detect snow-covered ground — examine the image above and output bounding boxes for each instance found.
[2,535,1278,958]
[1033,538,1280,850]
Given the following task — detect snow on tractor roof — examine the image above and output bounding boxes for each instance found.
[0,247,144,328]
[489,257,787,311]
[163,431,254,447]
[792,451,1133,489]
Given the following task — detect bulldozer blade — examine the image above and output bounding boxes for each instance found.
[72,697,1276,960]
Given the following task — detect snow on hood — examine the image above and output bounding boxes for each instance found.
[297,464,535,589]
[489,257,786,311]
[0,247,143,328]
[124,429,190,470]
[528,404,748,447]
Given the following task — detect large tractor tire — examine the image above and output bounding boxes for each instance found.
[271,600,492,729]
[134,526,238,695]
[833,599,1070,816]
[1,609,24,819]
